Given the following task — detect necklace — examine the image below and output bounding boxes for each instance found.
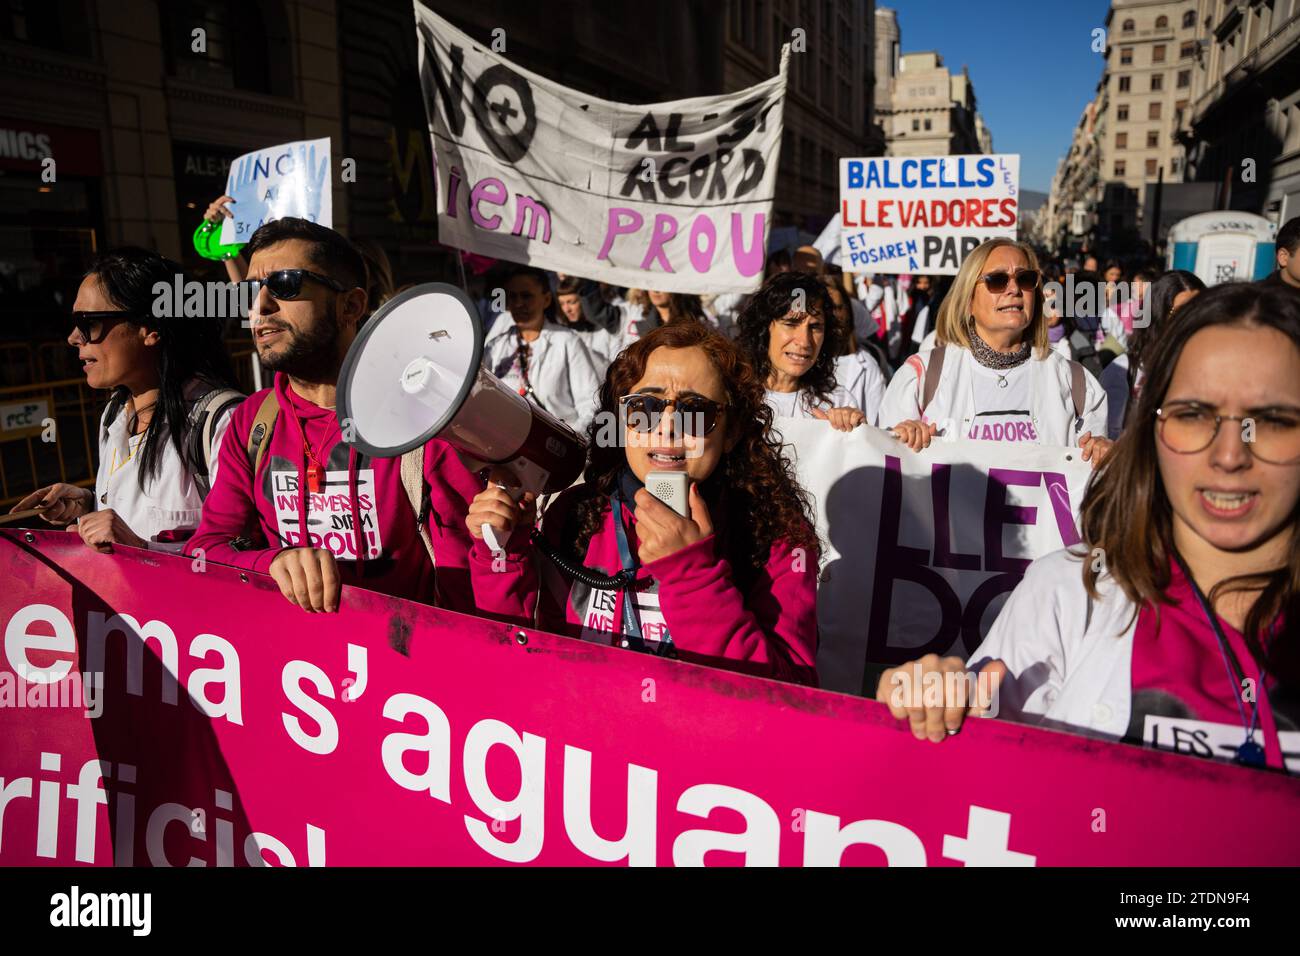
[968,323,1032,373]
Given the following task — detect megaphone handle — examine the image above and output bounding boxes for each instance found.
[480,480,522,554]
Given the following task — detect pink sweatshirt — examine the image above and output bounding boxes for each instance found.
[187,373,523,615]
[474,483,819,685]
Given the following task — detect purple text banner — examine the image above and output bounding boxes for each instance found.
[2,531,1297,866]
[415,5,787,294]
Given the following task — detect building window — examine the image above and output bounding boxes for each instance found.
[1177,69,1191,88]
[912,118,920,131]
[1152,44,1165,63]
[1183,10,1196,28]
[1151,73,1163,91]
[0,0,93,55]
[1119,76,1131,92]
[924,118,932,131]
[1146,158,1158,176]
[1117,104,1129,121]
[1122,19,1135,32]
[1149,101,1162,119]
[1176,99,1189,114]
[1116,132,1128,148]
[1146,130,1159,148]
[1181,40,1196,58]
[1155,15,1168,29]
[1115,160,1127,176]
[1120,47,1133,65]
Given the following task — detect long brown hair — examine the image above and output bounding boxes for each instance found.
[567,321,819,583]
[1081,283,1300,676]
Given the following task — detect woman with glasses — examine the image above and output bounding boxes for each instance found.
[483,265,602,435]
[10,247,241,551]
[465,321,821,684]
[880,238,1111,464]
[875,284,1300,771]
[737,272,868,431]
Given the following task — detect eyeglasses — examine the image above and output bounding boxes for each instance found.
[70,310,141,344]
[1156,402,1300,465]
[620,393,727,437]
[978,269,1040,294]
[238,269,347,303]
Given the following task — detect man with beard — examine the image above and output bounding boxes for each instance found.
[187,218,532,616]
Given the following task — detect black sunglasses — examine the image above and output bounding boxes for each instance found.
[620,393,727,437]
[979,269,1040,294]
[238,269,348,302]
[70,310,142,344]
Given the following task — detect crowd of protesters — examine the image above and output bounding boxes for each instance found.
[10,207,1300,775]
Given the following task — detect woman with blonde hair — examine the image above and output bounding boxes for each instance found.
[879,238,1111,465]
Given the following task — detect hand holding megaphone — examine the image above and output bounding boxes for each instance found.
[466,467,537,554]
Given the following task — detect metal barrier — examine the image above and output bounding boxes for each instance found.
[1,339,262,507]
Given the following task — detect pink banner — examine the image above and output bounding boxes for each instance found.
[2,530,1298,866]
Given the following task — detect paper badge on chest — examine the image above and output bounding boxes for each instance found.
[572,579,673,650]
[268,455,383,560]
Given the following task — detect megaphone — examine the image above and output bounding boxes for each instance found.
[336,283,588,546]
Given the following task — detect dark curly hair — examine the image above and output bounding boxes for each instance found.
[565,321,819,586]
[736,271,843,408]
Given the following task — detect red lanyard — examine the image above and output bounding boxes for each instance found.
[287,408,327,493]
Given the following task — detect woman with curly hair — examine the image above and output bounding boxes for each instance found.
[737,272,867,431]
[464,320,821,685]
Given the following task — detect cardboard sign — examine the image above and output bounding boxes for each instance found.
[838,155,1019,275]
[220,138,332,245]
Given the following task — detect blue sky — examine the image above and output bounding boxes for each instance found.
[891,0,1111,192]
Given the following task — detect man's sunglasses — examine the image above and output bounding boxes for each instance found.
[620,393,727,437]
[979,269,1041,294]
[70,310,142,344]
[238,269,348,302]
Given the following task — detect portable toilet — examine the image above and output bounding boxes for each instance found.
[1166,211,1276,285]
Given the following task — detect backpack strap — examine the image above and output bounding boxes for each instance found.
[245,391,281,479]
[921,343,946,413]
[1068,360,1086,421]
[187,387,244,496]
[399,443,437,569]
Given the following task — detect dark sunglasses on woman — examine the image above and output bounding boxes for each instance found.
[70,310,143,344]
[237,268,348,303]
[620,393,727,437]
[979,269,1041,294]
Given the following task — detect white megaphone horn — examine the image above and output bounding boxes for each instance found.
[336,283,588,550]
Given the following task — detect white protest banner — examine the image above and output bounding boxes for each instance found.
[414,5,787,294]
[220,137,332,245]
[838,154,1019,276]
[775,420,1092,695]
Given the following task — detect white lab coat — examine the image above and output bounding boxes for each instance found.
[878,344,1108,447]
[93,379,236,552]
[483,321,602,435]
[965,547,1138,741]
[834,349,887,425]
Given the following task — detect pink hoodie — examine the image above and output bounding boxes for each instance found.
[187,373,520,615]
[474,482,819,685]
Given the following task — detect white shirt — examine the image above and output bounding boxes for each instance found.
[966,360,1036,442]
[483,321,602,434]
[764,381,859,420]
[93,381,236,552]
[878,344,1108,447]
[833,349,887,425]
